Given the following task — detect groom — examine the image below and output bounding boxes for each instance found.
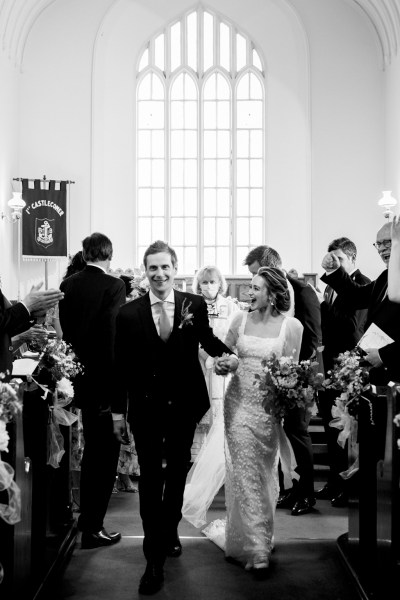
[112,240,235,595]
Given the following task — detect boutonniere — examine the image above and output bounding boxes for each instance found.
[179,298,194,329]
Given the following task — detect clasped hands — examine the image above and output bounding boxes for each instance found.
[215,352,238,376]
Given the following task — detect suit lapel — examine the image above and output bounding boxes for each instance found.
[138,294,159,341]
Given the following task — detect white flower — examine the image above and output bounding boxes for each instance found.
[0,420,10,452]
[56,377,74,398]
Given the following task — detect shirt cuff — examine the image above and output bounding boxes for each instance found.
[230,354,239,361]
[112,413,124,421]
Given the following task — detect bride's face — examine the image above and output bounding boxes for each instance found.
[249,275,270,311]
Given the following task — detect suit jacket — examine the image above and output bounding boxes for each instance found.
[321,269,371,372]
[287,276,322,361]
[112,290,233,424]
[59,265,126,410]
[0,289,33,374]
[321,267,400,385]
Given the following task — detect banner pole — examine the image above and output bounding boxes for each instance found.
[44,259,49,290]
[17,216,22,300]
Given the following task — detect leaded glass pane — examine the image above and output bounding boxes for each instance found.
[204,131,217,158]
[216,189,230,216]
[220,22,230,71]
[152,159,164,186]
[171,22,181,71]
[217,159,230,187]
[203,12,214,70]
[204,189,217,216]
[187,11,197,70]
[184,189,197,216]
[204,218,216,244]
[154,34,165,71]
[236,218,249,245]
[171,188,184,215]
[236,34,246,71]
[152,189,164,216]
[250,159,262,187]
[236,189,249,216]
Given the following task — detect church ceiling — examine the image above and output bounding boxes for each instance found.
[0,0,399,69]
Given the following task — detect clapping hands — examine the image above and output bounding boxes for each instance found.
[215,353,238,376]
[23,282,64,317]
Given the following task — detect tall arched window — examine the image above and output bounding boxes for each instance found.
[136,6,265,275]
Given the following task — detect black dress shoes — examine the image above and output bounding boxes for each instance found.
[315,484,336,500]
[81,528,121,549]
[276,488,296,509]
[291,496,316,516]
[138,563,164,595]
[331,491,348,508]
[166,535,182,557]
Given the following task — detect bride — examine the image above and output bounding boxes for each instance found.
[183,267,303,575]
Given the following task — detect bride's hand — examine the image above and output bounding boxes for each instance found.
[215,354,238,375]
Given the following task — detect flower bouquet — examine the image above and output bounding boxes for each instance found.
[323,348,371,448]
[254,353,324,420]
[33,339,83,468]
[0,375,22,453]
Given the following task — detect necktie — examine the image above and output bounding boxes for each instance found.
[158,301,171,342]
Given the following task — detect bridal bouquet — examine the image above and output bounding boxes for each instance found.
[254,354,324,420]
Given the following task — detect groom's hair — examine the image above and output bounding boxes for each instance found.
[243,245,282,269]
[143,240,178,268]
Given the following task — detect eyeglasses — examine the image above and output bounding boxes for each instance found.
[373,239,392,250]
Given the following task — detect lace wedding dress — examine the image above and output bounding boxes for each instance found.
[187,311,303,569]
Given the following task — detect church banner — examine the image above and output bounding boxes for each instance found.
[22,179,68,260]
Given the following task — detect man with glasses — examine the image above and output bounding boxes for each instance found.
[321,220,400,388]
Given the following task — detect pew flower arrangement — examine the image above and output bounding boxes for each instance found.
[323,348,371,448]
[0,375,21,453]
[254,353,324,421]
[34,339,83,468]
[0,374,22,525]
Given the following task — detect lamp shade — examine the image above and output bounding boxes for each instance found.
[8,192,26,212]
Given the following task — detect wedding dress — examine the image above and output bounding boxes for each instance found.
[183,311,303,569]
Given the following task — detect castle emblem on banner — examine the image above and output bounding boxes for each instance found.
[35,218,54,248]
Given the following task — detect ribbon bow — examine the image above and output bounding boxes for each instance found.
[47,391,78,469]
[0,459,21,525]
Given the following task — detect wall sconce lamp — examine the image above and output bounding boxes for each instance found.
[378,190,397,220]
[1,191,26,221]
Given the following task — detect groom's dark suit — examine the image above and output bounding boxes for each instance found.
[113,289,233,564]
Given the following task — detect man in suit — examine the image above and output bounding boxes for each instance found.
[321,221,400,387]
[244,245,322,516]
[316,237,370,507]
[59,232,126,549]
[112,240,236,595]
[0,282,63,375]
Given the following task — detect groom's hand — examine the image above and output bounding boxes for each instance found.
[113,417,127,442]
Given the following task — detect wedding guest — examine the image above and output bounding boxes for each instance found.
[244,245,321,516]
[0,281,63,375]
[316,237,370,507]
[388,215,400,302]
[112,240,236,595]
[190,265,240,460]
[321,220,400,387]
[59,232,126,548]
[199,268,303,576]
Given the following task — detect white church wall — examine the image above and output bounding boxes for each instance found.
[291,0,386,282]
[0,54,21,298]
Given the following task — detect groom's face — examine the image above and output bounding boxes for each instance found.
[145,251,177,300]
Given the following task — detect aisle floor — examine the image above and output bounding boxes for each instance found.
[53,486,360,600]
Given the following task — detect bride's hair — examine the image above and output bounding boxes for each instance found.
[256,267,291,315]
